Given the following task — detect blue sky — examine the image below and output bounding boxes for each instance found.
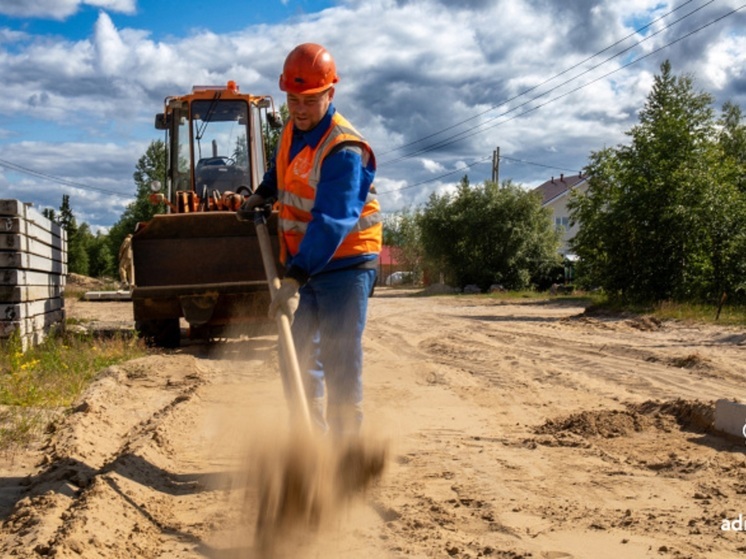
[0,0,744,230]
[0,0,337,40]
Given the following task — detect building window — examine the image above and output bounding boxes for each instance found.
[555,216,569,231]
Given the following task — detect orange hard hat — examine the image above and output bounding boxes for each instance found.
[279,43,339,94]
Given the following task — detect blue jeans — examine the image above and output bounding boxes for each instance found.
[290,267,376,437]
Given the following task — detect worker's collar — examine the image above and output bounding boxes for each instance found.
[292,104,336,149]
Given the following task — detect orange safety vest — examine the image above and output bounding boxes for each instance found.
[276,111,382,264]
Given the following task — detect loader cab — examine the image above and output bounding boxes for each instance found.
[190,98,252,196]
[156,83,279,212]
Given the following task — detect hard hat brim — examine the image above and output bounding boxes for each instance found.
[279,76,338,95]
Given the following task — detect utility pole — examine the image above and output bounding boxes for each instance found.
[491,146,500,184]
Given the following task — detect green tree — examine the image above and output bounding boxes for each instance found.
[719,101,746,193]
[58,194,89,276]
[108,140,167,261]
[417,176,560,291]
[87,231,114,278]
[41,208,56,222]
[569,61,746,302]
[264,103,288,160]
[383,209,426,282]
[232,134,249,170]
[714,102,746,298]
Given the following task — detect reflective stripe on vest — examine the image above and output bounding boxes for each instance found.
[276,112,382,263]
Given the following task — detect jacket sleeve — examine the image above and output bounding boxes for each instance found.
[254,153,278,200]
[285,144,374,282]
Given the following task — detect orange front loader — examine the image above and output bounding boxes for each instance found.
[130,82,283,347]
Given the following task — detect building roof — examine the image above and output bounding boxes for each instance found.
[532,173,587,206]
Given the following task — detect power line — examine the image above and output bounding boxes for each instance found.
[381,0,719,165]
[500,155,580,174]
[445,2,746,147]
[379,2,745,195]
[381,155,492,194]
[0,157,133,198]
[378,153,582,195]
[377,0,703,160]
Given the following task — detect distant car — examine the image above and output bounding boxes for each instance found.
[385,271,413,286]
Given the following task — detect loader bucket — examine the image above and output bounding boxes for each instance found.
[131,211,281,346]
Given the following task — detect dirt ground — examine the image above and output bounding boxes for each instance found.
[1,289,746,558]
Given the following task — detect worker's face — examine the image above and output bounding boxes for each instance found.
[287,87,334,131]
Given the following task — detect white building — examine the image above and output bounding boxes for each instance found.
[531,173,588,257]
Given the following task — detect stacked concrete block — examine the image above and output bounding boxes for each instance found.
[0,200,68,351]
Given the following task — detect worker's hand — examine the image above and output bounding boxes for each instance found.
[236,193,265,221]
[269,277,300,322]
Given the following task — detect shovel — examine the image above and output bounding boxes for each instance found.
[250,207,323,554]
[252,207,313,435]
[246,207,386,555]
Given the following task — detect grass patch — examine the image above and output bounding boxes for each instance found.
[0,326,148,451]
[653,300,746,327]
[0,406,59,450]
[585,296,746,326]
[418,284,746,326]
[487,289,547,300]
[481,288,606,308]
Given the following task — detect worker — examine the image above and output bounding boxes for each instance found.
[240,43,382,437]
[118,234,133,289]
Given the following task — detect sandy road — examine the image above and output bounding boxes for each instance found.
[1,290,745,558]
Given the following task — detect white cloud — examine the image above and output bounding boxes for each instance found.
[93,11,128,75]
[0,139,143,229]
[703,34,746,91]
[0,27,29,42]
[86,0,136,13]
[420,158,445,173]
[0,0,135,19]
[0,0,744,224]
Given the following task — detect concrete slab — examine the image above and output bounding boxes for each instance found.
[713,399,746,441]
[83,290,132,301]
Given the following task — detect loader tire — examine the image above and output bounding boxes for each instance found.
[136,318,181,348]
